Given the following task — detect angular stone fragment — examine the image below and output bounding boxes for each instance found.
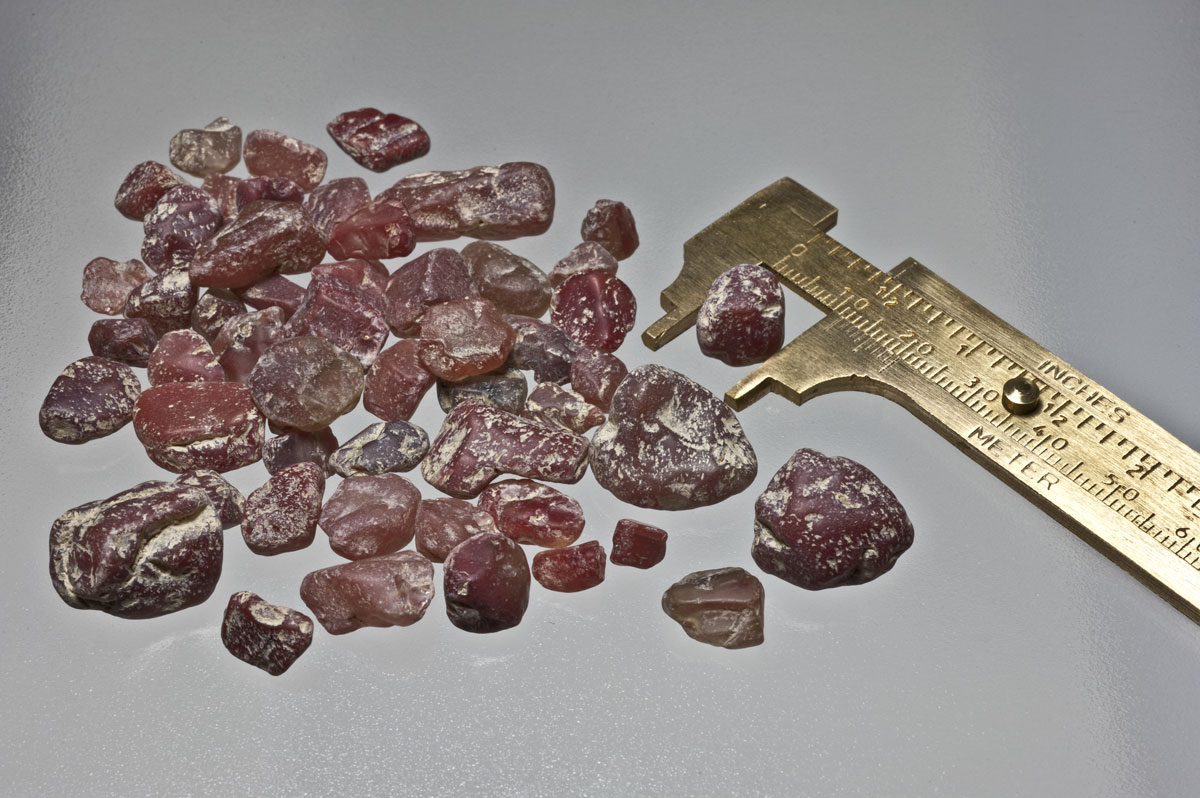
[242,462,325,555]
[327,107,431,172]
[212,306,285,382]
[610,519,668,569]
[378,161,554,241]
[550,272,637,353]
[697,264,785,366]
[234,273,306,318]
[141,185,222,272]
[327,196,415,261]
[581,199,639,260]
[590,364,757,510]
[532,541,606,592]
[312,259,389,305]
[189,200,325,288]
[417,298,515,381]
[661,567,764,649]
[414,498,499,563]
[436,368,527,414]
[282,276,389,369]
[124,266,198,336]
[548,242,619,288]
[191,289,246,342]
[383,247,477,336]
[88,318,158,367]
[49,481,222,619]
[363,339,434,422]
[319,473,421,560]
[235,175,304,210]
[262,427,338,475]
[423,402,590,498]
[170,117,242,178]
[443,532,530,633]
[39,356,141,444]
[569,346,627,412]
[114,161,186,221]
[300,550,435,634]
[524,382,604,434]
[248,337,364,433]
[753,448,915,590]
[81,257,151,315]
[302,177,370,240]
[504,315,576,384]
[201,174,242,219]
[329,421,429,477]
[221,591,313,675]
[461,242,552,318]
[147,329,224,385]
[243,129,328,192]
[478,479,584,548]
[132,381,264,472]
[176,468,244,529]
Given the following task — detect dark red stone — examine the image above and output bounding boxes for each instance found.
[504,316,577,384]
[191,289,247,343]
[697,264,785,366]
[262,427,338,476]
[383,248,477,336]
[81,257,151,315]
[569,346,627,412]
[235,175,304,210]
[202,174,242,219]
[189,200,325,288]
[524,382,604,434]
[461,241,552,318]
[443,532,530,633]
[170,117,242,178]
[39,356,142,444]
[549,271,636,353]
[132,381,265,473]
[176,469,245,529]
[302,177,370,240]
[417,298,515,381]
[532,541,606,592]
[300,550,435,634]
[141,185,222,272]
[478,479,584,548]
[328,421,429,477]
[243,129,328,192]
[221,591,313,675]
[319,473,421,560]
[114,161,186,221]
[283,275,390,369]
[147,329,224,385]
[363,339,434,422]
[327,107,431,172]
[242,462,325,555]
[233,273,306,318]
[327,197,415,261]
[437,368,527,414]
[549,242,618,288]
[212,306,285,383]
[610,519,667,569]
[124,267,198,336]
[581,199,639,260]
[247,337,363,433]
[414,498,499,563]
[88,318,158,367]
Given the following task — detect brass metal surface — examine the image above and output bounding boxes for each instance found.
[645,179,1200,623]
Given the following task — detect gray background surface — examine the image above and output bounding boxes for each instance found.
[3,1,1199,796]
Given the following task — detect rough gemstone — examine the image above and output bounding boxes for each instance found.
[443,532,530,633]
[221,591,313,676]
[189,200,325,288]
[581,199,639,260]
[133,381,264,472]
[753,448,915,590]
[461,242,552,318]
[202,174,242,219]
[661,567,764,649]
[610,519,668,568]
[235,175,304,210]
[170,117,242,178]
[191,289,247,342]
[124,266,198,335]
[504,315,577,384]
[81,257,151,315]
[532,541,606,592]
[422,402,590,498]
[311,259,390,305]
[327,197,415,261]
[326,107,431,172]
[234,273,306,318]
[176,469,245,529]
[549,272,637,353]
[242,462,325,555]
[283,275,389,368]
[262,427,338,476]
[548,242,619,288]
[243,129,328,192]
[378,161,554,241]
[524,382,604,434]
[590,364,757,510]
[436,368,527,414]
[319,473,421,560]
[88,318,158,367]
[141,185,222,272]
[247,336,364,433]
[414,498,499,563]
[417,298,515,381]
[49,481,222,619]
[147,329,224,385]
[569,346,627,412]
[300,550,435,634]
[697,264,785,366]
[114,161,186,221]
[363,339,434,421]
[39,356,142,444]
[383,247,477,336]
[301,177,370,239]
[477,479,584,548]
[212,306,286,383]
[328,421,429,477]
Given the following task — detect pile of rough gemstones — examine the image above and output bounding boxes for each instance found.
[42,110,916,675]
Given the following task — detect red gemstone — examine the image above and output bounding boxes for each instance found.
[549,271,636,353]
[81,257,151,315]
[39,356,142,444]
[524,382,604,434]
[301,177,369,239]
[283,275,390,368]
[191,290,246,343]
[505,316,577,385]
[235,175,304,210]
[88,318,158,367]
[326,107,431,172]
[243,129,327,192]
[132,381,265,473]
[581,199,639,260]
[124,267,198,336]
[327,196,415,261]
[141,185,222,272]
[248,336,363,433]
[363,339,434,422]
[242,462,325,556]
[610,519,667,569]
[461,241,551,318]
[221,591,313,676]
[319,473,421,560]
[189,199,325,288]
[532,541,606,592]
[549,242,618,288]
[443,532,530,633]
[414,498,499,563]
[478,479,584,548]
[383,248,477,336]
[569,346,627,411]
[300,550,435,634]
[147,329,225,385]
[234,273,306,318]
[417,298,515,381]
[114,161,186,221]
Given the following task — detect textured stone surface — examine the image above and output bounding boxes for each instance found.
[697,264,785,366]
[378,161,554,241]
[176,469,244,529]
[201,174,242,219]
[422,402,590,498]
[300,550,435,634]
[443,532,530,633]
[248,337,363,433]
[461,241,551,318]
[437,368,527,414]
[549,271,636,353]
[212,306,285,382]
[132,381,264,472]
[262,427,338,476]
[532,541,606,592]
[125,266,198,336]
[114,161,186,221]
[661,567,764,649]
[569,346,627,412]
[147,329,224,385]
[504,315,576,385]
[319,473,421,560]
[221,591,313,676]
[191,289,246,342]
[753,448,915,590]
[549,242,618,288]
[581,199,639,260]
[234,175,304,210]
[81,257,151,315]
[311,259,389,305]
[242,462,325,556]
[328,421,429,477]
[477,479,585,548]
[327,107,430,172]
[383,248,477,336]
[610,519,668,569]
[301,177,369,240]
[234,273,306,318]
[363,339,434,421]
[49,481,222,619]
[327,196,415,261]
[88,318,158,367]
[283,275,390,368]
[524,382,604,434]
[189,199,325,288]
[170,117,242,178]
[141,185,222,272]
[417,298,515,381]
[590,364,756,510]
[414,498,499,563]
[243,129,327,192]
[39,356,141,444]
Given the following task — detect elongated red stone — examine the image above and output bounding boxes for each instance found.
[443,532,530,633]
[477,479,584,548]
[532,541,606,592]
[504,315,576,384]
[189,200,325,288]
[39,356,142,444]
[248,337,363,432]
[414,498,499,563]
[114,161,186,221]
[697,264,785,366]
[242,462,325,555]
[170,117,242,178]
[147,329,224,385]
[581,199,639,260]
[610,519,667,569]
[88,318,158,367]
[327,107,431,172]
[569,346,627,411]
[550,272,636,353]
[524,382,604,434]
[379,161,554,241]
[125,267,198,336]
[417,298,515,381]
[461,241,551,318]
[81,257,151,315]
[327,196,415,260]
[221,591,313,675]
[548,242,618,288]
[302,177,369,239]
[662,567,764,649]
[132,381,265,472]
[243,129,327,192]
[141,185,222,272]
[300,550,435,634]
[363,339,434,421]
[235,176,303,210]
[319,473,421,560]
[383,248,477,336]
[176,468,244,529]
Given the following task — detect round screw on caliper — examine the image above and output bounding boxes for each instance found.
[1002,377,1040,415]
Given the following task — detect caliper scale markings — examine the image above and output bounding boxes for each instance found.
[644,178,1200,623]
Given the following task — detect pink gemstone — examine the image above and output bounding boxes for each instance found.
[524,382,604,434]
[363,339,435,422]
[327,196,415,261]
[477,479,585,548]
[383,248,477,336]
[243,129,328,192]
[610,519,667,569]
[302,177,369,239]
[176,469,245,529]
[141,185,223,272]
[88,318,158,367]
[201,174,242,219]
[696,264,785,366]
[443,532,530,633]
[262,427,338,476]
[132,381,265,472]
[414,498,499,563]
[300,550,435,634]
[247,336,363,432]
[461,241,552,318]
[212,306,285,382]
[549,272,636,353]
[221,591,313,676]
[532,541,606,592]
[189,200,325,289]
[548,242,618,288]
[147,329,224,385]
[283,275,390,369]
[124,267,198,336]
[417,298,515,381]
[327,107,431,172]
[191,289,246,342]
[319,473,421,560]
[169,117,242,178]
[242,462,325,555]
[581,199,639,260]
[234,273,306,318]
[39,356,142,444]
[569,346,627,412]
[114,161,186,221]
[81,257,151,315]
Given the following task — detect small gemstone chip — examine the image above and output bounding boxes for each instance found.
[221,591,313,676]
[169,117,242,178]
[532,541,606,592]
[581,199,639,260]
[478,479,585,549]
[549,272,636,353]
[242,462,325,556]
[661,567,765,649]
[610,520,667,569]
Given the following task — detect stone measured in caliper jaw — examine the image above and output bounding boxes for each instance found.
[696,263,785,366]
